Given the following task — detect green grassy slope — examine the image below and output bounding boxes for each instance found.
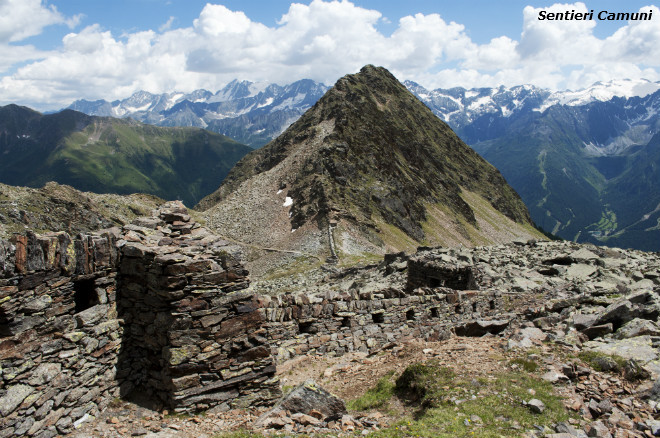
[0,105,251,206]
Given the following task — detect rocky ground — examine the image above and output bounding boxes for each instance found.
[0,182,166,239]
[65,238,660,437]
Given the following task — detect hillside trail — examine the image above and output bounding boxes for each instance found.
[205,215,324,262]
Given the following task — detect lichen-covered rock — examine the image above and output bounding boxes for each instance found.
[0,384,34,416]
[615,318,660,339]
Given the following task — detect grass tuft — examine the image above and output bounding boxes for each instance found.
[578,351,627,372]
[509,357,538,372]
[347,371,396,411]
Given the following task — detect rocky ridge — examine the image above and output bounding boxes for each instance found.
[197,65,541,275]
[0,182,166,239]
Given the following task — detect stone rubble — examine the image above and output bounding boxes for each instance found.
[2,212,660,437]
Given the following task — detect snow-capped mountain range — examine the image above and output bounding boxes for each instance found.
[67,79,329,148]
[405,78,660,158]
[67,77,660,149]
[404,78,660,128]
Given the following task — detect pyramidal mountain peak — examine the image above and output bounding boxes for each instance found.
[198,65,541,275]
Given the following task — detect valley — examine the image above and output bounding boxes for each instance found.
[0,106,251,207]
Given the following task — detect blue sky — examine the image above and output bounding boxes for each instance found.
[1,0,659,110]
[32,1,649,47]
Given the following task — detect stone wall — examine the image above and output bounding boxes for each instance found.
[0,203,508,438]
[259,286,502,362]
[0,203,281,438]
[407,250,477,291]
[116,202,279,413]
[0,230,122,438]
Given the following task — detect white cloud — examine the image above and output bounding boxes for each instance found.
[194,4,254,35]
[159,16,176,33]
[0,0,659,110]
[0,44,45,73]
[603,5,660,64]
[0,0,70,43]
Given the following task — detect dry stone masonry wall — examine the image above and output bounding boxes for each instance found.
[0,202,283,438]
[0,202,511,438]
[260,285,503,362]
[116,203,280,412]
[0,229,122,438]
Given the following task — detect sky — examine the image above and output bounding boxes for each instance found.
[1,0,659,111]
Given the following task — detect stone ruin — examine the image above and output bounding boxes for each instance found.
[406,250,478,291]
[0,202,504,438]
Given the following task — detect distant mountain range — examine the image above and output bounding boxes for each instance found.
[0,105,251,207]
[67,80,329,148]
[404,79,660,251]
[55,76,660,251]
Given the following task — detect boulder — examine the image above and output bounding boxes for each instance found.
[569,248,600,262]
[591,355,619,372]
[593,300,633,328]
[555,421,587,437]
[526,398,545,414]
[623,359,651,381]
[648,378,660,402]
[256,380,346,427]
[584,336,659,374]
[615,318,660,339]
[572,313,597,331]
[581,323,613,340]
[586,420,612,438]
[566,264,598,280]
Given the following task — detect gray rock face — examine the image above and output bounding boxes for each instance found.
[649,378,660,403]
[581,323,613,340]
[586,420,612,438]
[585,336,659,373]
[623,358,651,381]
[566,264,598,280]
[555,421,587,437]
[591,355,620,372]
[27,363,61,386]
[615,318,660,339]
[593,300,634,328]
[572,313,596,331]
